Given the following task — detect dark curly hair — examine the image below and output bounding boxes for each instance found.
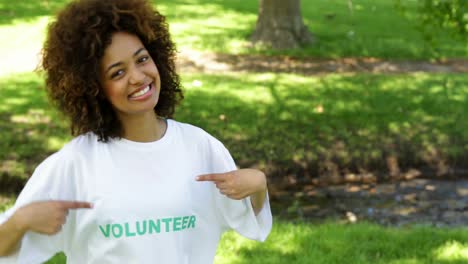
[41,0,183,142]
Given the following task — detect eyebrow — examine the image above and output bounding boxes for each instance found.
[105,47,147,73]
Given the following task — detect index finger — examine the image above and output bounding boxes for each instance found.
[196,173,227,182]
[56,201,93,209]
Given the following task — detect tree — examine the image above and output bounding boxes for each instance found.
[251,0,313,49]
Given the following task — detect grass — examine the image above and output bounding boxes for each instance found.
[0,73,68,191]
[186,72,468,177]
[0,0,466,61]
[36,221,468,263]
[0,72,467,186]
[215,221,468,264]
[159,0,468,59]
[178,72,468,178]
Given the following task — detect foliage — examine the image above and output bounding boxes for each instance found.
[420,0,467,37]
[396,0,467,42]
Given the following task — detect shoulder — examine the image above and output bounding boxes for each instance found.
[168,119,229,155]
[169,119,207,136]
[35,133,100,173]
[15,134,101,203]
[169,119,220,144]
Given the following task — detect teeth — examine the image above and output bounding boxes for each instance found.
[131,85,150,98]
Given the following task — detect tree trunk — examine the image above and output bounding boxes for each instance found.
[251,0,313,49]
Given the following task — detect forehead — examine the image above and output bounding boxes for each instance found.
[101,32,145,65]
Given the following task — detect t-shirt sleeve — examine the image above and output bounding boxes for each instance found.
[207,136,272,242]
[0,151,77,264]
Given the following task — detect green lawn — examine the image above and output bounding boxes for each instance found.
[216,221,468,264]
[39,221,468,263]
[0,0,466,61]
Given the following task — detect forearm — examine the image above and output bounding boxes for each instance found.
[0,216,26,256]
[249,168,268,215]
[250,188,267,215]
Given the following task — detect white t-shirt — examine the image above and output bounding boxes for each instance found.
[0,119,272,264]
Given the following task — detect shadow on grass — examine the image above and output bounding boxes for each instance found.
[0,73,68,195]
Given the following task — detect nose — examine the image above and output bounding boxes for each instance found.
[128,66,145,85]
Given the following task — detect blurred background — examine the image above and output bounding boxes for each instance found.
[0,0,467,263]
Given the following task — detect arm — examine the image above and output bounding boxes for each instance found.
[249,183,267,215]
[0,201,92,256]
[0,215,26,256]
[196,169,268,215]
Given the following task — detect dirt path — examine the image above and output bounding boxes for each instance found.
[272,178,468,227]
[176,49,468,75]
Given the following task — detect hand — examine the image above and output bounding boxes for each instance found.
[196,169,266,200]
[11,201,92,235]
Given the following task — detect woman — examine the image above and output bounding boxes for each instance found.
[0,0,272,263]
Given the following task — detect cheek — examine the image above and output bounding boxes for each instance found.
[147,60,160,77]
[102,82,124,101]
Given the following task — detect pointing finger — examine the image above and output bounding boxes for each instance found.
[57,201,93,210]
[196,173,227,182]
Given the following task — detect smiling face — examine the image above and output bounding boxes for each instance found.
[99,32,161,122]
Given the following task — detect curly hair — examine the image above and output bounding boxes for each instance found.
[41,0,183,142]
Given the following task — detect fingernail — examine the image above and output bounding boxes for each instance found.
[195,176,200,181]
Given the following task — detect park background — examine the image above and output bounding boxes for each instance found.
[0,0,467,263]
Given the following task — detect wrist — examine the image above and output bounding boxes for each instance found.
[9,210,29,234]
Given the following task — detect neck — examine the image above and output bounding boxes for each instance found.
[119,111,166,142]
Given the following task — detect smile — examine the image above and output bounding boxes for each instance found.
[129,83,153,100]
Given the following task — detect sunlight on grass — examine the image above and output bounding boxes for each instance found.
[0,217,461,264]
[0,73,68,180]
[168,5,256,53]
[47,136,70,151]
[0,0,465,63]
[213,221,468,264]
[0,16,48,76]
[216,223,310,263]
[434,241,468,261]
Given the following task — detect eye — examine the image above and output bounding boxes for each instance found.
[137,56,149,63]
[111,69,124,79]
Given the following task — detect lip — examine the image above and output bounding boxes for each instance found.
[128,83,154,101]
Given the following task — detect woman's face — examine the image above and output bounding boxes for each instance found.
[99,32,161,121]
